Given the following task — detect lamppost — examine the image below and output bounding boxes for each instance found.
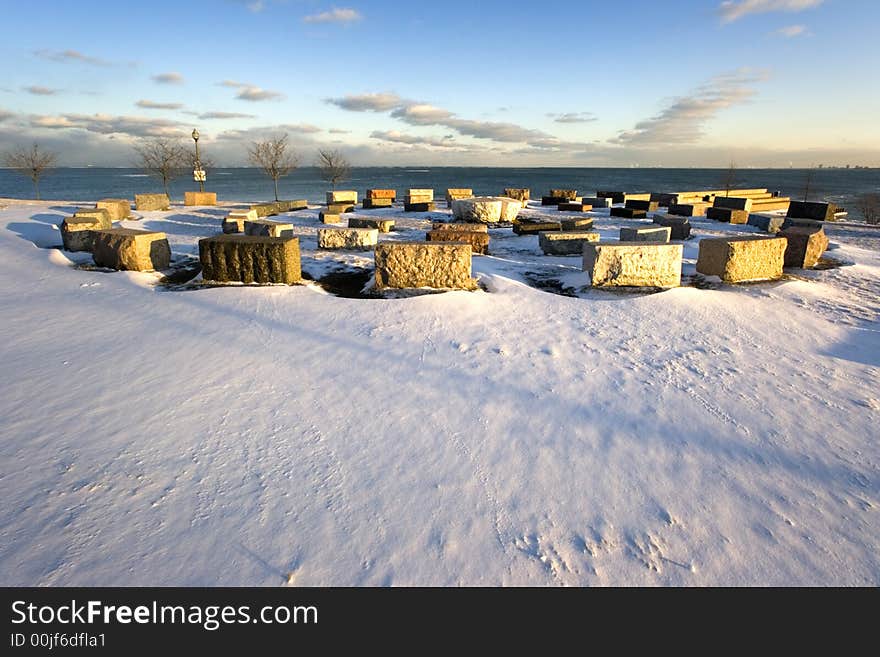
[192,128,205,193]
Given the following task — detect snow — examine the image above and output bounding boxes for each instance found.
[0,199,878,586]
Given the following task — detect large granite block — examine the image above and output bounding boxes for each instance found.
[223,209,259,234]
[432,222,488,233]
[748,214,786,233]
[134,193,170,211]
[96,198,131,221]
[583,242,683,288]
[513,220,562,235]
[92,228,171,271]
[407,188,434,201]
[326,190,357,204]
[363,198,393,209]
[786,201,838,222]
[652,214,692,239]
[184,191,217,207]
[560,217,594,231]
[404,201,436,212]
[199,234,301,284]
[319,212,343,224]
[326,202,355,214]
[610,207,648,219]
[452,198,502,223]
[549,189,578,200]
[250,203,280,217]
[668,202,710,217]
[503,188,530,203]
[625,199,660,212]
[348,217,395,233]
[276,199,308,212]
[580,196,613,208]
[317,227,379,250]
[558,202,593,212]
[373,243,477,290]
[539,230,599,256]
[244,219,294,238]
[426,229,489,255]
[619,226,671,243]
[706,207,749,224]
[713,196,753,211]
[696,236,787,282]
[366,189,396,200]
[61,211,112,252]
[779,227,829,268]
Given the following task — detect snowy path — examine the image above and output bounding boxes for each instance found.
[0,202,877,585]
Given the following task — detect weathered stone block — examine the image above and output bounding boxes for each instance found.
[561,217,594,231]
[326,190,357,204]
[706,207,749,224]
[445,188,473,205]
[223,209,259,233]
[326,202,355,214]
[244,219,294,238]
[596,191,625,204]
[625,199,660,212]
[184,191,217,207]
[134,193,170,211]
[374,243,477,290]
[348,217,395,233]
[366,189,396,200]
[250,203,279,217]
[317,227,379,250]
[696,236,787,282]
[539,230,599,256]
[580,196,613,208]
[558,202,593,212]
[503,188,530,203]
[426,229,489,255]
[452,198,502,223]
[61,211,112,252]
[71,208,112,223]
[748,214,786,233]
[407,188,434,200]
[96,198,131,221]
[404,201,436,212]
[432,222,488,233]
[319,212,343,224]
[199,234,301,284]
[496,197,523,222]
[786,201,838,222]
[363,198,393,209]
[668,202,710,217]
[513,220,562,235]
[750,198,791,212]
[92,228,171,271]
[713,196,753,212]
[781,217,824,230]
[583,242,683,288]
[276,199,308,212]
[619,226,671,243]
[610,207,648,219]
[779,227,828,268]
[549,189,578,200]
[652,215,692,240]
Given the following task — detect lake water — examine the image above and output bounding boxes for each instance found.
[1,166,878,220]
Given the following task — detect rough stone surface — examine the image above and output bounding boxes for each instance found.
[580,196,613,208]
[558,202,593,212]
[366,189,396,200]
[244,219,294,238]
[326,202,355,214]
[348,217,395,233]
[539,230,599,256]
[779,227,829,268]
[407,188,434,200]
[223,210,259,233]
[92,228,171,271]
[513,220,562,235]
[96,198,131,221]
[61,212,112,252]
[495,197,523,222]
[250,203,279,217]
[426,229,489,255]
[432,221,488,233]
[326,190,357,204]
[696,236,787,282]
[503,188,530,203]
[748,214,786,233]
[619,226,671,243]
[276,199,308,212]
[317,227,379,250]
[134,193,170,211]
[71,208,111,224]
[668,202,710,217]
[319,212,343,224]
[445,188,473,205]
[363,198,393,209]
[781,217,824,230]
[652,215,692,240]
[706,207,749,224]
[184,192,217,207]
[596,191,625,204]
[199,234,301,284]
[549,189,578,200]
[750,198,791,212]
[452,198,502,223]
[625,199,660,212]
[373,243,477,290]
[404,201,436,212]
[713,196,753,211]
[610,207,648,219]
[583,242,683,288]
[560,217,594,231]
[786,201,838,222]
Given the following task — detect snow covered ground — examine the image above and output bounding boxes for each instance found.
[0,198,878,586]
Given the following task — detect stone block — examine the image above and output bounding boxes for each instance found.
[786,201,838,222]
[445,188,473,205]
[373,243,477,291]
[549,189,578,200]
[426,229,490,255]
[696,236,787,282]
[496,197,523,222]
[317,227,379,250]
[96,198,131,221]
[92,228,171,271]
[750,198,791,212]
[623,193,652,203]
[580,196,613,208]
[432,222,489,233]
[560,217,594,231]
[706,207,749,224]
[596,191,625,204]
[619,226,671,243]
[748,214,786,233]
[583,242,683,288]
[503,188,530,203]
[223,209,259,233]
[652,215,692,240]
[363,198,393,209]
[184,191,217,207]
[199,234,301,284]
[610,207,648,219]
[781,217,824,230]
[539,230,599,256]
[779,227,829,268]
[366,189,396,200]
[404,201,436,212]
[244,219,294,238]
[513,220,562,235]
[625,199,660,212]
[407,188,434,200]
[326,202,355,214]
[713,196,753,211]
[319,212,343,224]
[276,199,308,212]
[250,203,280,217]
[134,193,170,211]
[326,190,357,204]
[348,217,395,233]
[71,208,112,224]
[558,202,593,212]
[61,211,112,252]
[668,202,710,217]
[452,198,502,223]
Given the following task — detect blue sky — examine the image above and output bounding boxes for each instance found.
[0,0,877,166]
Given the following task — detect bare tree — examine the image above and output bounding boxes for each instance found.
[802,166,816,202]
[855,192,880,225]
[720,161,738,196]
[247,134,298,201]
[317,148,351,190]
[3,143,58,200]
[134,138,188,200]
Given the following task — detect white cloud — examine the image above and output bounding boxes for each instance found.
[773,24,809,37]
[152,72,184,85]
[29,113,184,138]
[219,80,284,102]
[23,86,58,96]
[136,100,184,110]
[34,49,110,66]
[548,112,597,124]
[303,8,363,25]
[718,0,823,24]
[327,93,407,112]
[197,111,257,120]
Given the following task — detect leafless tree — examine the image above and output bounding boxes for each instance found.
[317,148,351,190]
[855,192,880,225]
[134,138,188,200]
[2,143,58,200]
[720,161,738,196]
[247,134,298,201]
